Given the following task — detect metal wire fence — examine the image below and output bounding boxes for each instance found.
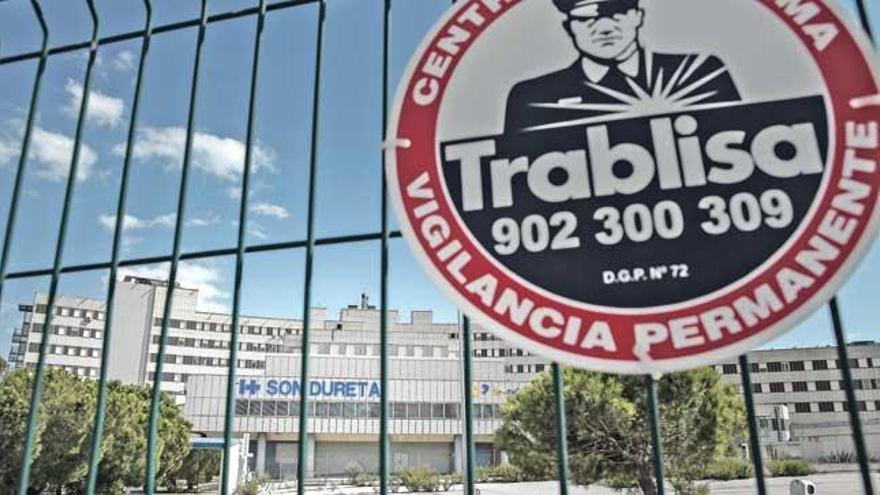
[0,0,876,494]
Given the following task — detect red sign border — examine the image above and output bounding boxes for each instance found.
[386,0,880,373]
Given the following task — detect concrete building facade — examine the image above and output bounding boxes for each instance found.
[6,276,879,477]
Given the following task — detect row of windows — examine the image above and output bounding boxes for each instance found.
[721,358,875,375]
[149,335,449,358]
[28,342,100,359]
[29,324,103,339]
[231,400,502,420]
[505,364,546,374]
[151,335,284,353]
[474,348,530,358]
[33,305,105,320]
[792,401,874,413]
[152,318,298,337]
[750,379,880,393]
[149,353,265,369]
[26,362,98,378]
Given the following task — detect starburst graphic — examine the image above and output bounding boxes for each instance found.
[525,52,740,132]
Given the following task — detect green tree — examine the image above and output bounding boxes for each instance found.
[0,367,192,493]
[495,367,745,495]
[0,356,8,375]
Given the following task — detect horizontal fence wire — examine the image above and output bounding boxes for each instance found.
[85,0,152,492]
[0,0,877,493]
[0,0,319,66]
[2,232,403,280]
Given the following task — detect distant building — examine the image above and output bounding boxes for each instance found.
[714,344,880,460]
[6,276,878,478]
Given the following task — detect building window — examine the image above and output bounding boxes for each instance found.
[794,403,812,413]
[752,383,763,393]
[812,360,829,370]
[792,382,808,392]
[722,364,738,374]
[248,401,262,416]
[235,400,248,415]
[842,401,868,412]
[789,361,805,371]
[836,358,861,369]
[766,362,784,372]
[815,380,831,391]
[818,402,835,412]
[769,382,785,393]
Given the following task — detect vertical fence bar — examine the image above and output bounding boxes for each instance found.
[16,2,98,492]
[379,0,392,492]
[144,1,208,492]
[645,375,665,495]
[461,316,476,494]
[297,2,326,492]
[738,355,767,495]
[854,0,874,40]
[552,364,570,495]
[828,297,875,495]
[842,5,876,492]
[220,0,267,492]
[0,0,48,311]
[85,1,152,492]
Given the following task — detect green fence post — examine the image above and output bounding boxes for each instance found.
[220,0,268,492]
[85,1,152,492]
[552,364,570,495]
[0,0,48,313]
[16,2,98,493]
[379,0,393,492]
[462,316,477,494]
[829,298,875,495]
[646,375,665,495]
[144,1,208,492]
[297,2,326,493]
[738,355,767,495]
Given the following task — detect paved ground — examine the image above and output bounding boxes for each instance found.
[296,471,880,494]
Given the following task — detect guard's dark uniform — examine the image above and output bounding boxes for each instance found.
[504,50,741,133]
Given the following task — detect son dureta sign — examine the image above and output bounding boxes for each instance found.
[237,378,382,398]
[386,0,880,373]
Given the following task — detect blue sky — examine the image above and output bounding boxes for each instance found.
[0,0,877,359]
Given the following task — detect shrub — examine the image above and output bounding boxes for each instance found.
[702,457,753,480]
[344,462,364,484]
[767,459,814,477]
[234,474,270,495]
[488,464,525,482]
[819,450,857,464]
[354,472,378,486]
[439,472,462,491]
[399,467,441,492]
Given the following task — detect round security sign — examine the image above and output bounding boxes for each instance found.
[386,0,880,373]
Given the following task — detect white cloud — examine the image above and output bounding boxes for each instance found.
[98,213,176,231]
[0,138,15,168]
[250,202,289,219]
[112,50,135,72]
[98,212,220,231]
[63,79,125,128]
[119,127,276,182]
[117,261,230,313]
[29,126,97,182]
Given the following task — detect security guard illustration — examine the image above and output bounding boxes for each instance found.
[504,0,742,133]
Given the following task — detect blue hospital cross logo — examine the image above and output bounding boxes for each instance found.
[238,379,260,396]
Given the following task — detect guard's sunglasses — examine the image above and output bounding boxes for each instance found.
[568,0,639,22]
